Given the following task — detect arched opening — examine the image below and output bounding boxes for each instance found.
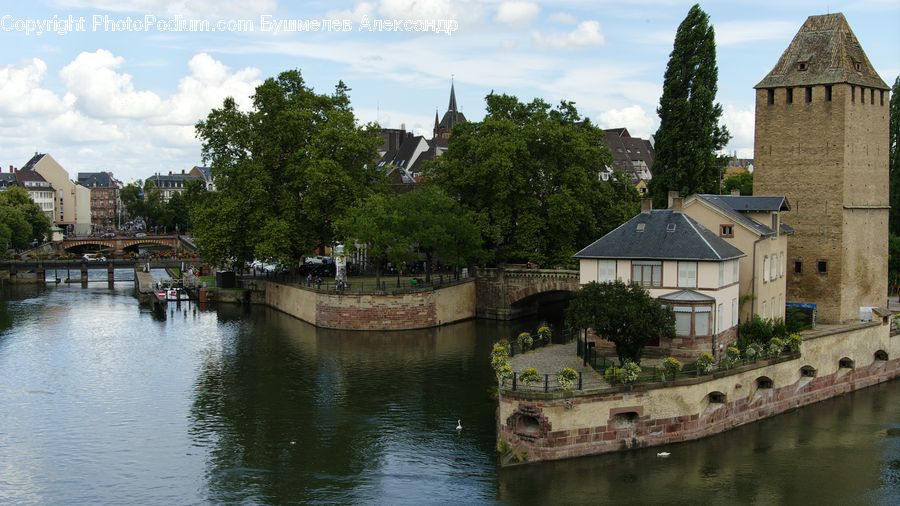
[839,357,855,369]
[874,350,888,361]
[516,415,542,437]
[756,376,773,389]
[800,365,817,378]
[612,411,640,429]
[708,391,726,404]
[509,289,576,324]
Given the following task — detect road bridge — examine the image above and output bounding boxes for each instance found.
[475,266,581,320]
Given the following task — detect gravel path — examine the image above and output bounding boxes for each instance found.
[508,342,609,390]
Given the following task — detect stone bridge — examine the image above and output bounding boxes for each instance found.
[475,266,581,320]
[59,235,192,253]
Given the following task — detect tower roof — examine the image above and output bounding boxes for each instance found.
[755,13,888,90]
[448,81,458,112]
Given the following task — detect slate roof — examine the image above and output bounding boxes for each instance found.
[0,173,16,189]
[78,172,114,188]
[438,82,467,130]
[755,13,888,90]
[575,210,745,261]
[658,290,715,303]
[710,195,790,212]
[21,153,45,172]
[602,128,655,177]
[193,166,212,180]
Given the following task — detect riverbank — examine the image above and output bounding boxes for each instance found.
[497,317,899,466]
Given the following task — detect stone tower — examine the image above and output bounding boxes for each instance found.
[753,13,890,323]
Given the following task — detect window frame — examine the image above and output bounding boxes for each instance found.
[631,261,662,288]
[677,261,698,289]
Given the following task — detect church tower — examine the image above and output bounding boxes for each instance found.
[753,13,890,323]
[434,80,467,140]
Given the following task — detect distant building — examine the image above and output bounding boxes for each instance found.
[189,166,214,191]
[601,128,654,188]
[12,167,55,222]
[0,167,16,191]
[147,170,204,202]
[20,153,91,235]
[753,13,889,323]
[78,172,122,230]
[575,197,745,358]
[433,80,467,141]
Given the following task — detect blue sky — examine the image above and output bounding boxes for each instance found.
[1,0,898,182]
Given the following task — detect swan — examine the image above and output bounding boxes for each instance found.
[657,452,670,457]
[456,420,462,431]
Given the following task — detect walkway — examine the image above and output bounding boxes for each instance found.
[509,342,609,390]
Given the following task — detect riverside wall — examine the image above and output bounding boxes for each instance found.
[262,279,476,330]
[498,317,899,466]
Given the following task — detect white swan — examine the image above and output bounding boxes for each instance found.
[657,452,670,457]
[456,419,462,431]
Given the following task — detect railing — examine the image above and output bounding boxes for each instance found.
[245,271,472,295]
[507,327,574,357]
[503,371,584,393]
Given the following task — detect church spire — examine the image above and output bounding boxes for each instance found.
[434,108,440,137]
[448,76,457,113]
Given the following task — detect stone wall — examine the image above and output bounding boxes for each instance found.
[498,319,898,465]
[262,279,476,330]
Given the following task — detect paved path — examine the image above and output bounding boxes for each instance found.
[509,342,609,390]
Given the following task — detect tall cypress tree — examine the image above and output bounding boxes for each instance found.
[649,4,730,208]
[889,76,900,235]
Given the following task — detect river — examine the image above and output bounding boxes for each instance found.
[0,280,897,505]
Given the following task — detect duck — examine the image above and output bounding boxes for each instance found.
[657,452,671,458]
[456,419,462,431]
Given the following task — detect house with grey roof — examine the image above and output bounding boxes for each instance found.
[575,197,745,357]
[683,193,791,323]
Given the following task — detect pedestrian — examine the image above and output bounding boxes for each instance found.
[306,273,312,286]
[316,276,322,290]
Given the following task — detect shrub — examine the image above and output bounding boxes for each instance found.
[604,365,623,384]
[518,332,533,352]
[662,356,682,380]
[697,352,716,374]
[745,342,765,362]
[784,333,802,353]
[621,360,641,384]
[738,315,775,348]
[536,325,552,346]
[557,367,578,390]
[496,363,513,383]
[771,318,788,339]
[767,337,784,358]
[785,307,813,333]
[519,367,541,386]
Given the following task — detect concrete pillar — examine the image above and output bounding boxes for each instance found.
[108,263,115,287]
[9,264,17,283]
[81,263,88,286]
[36,268,46,284]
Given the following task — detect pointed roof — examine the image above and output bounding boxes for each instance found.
[755,13,888,90]
[439,80,467,131]
[448,81,458,112]
[575,210,745,262]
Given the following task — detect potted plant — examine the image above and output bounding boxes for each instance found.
[519,367,541,386]
[556,367,578,390]
[517,332,533,352]
[697,352,716,375]
[536,325,552,346]
[621,360,642,384]
[662,356,682,381]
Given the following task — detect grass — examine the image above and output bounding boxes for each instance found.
[198,275,216,288]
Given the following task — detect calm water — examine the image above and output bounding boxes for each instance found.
[0,280,898,505]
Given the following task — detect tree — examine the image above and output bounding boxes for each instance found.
[336,191,412,287]
[399,185,484,282]
[121,180,165,227]
[0,186,51,251]
[890,76,900,235]
[427,94,636,266]
[194,70,383,268]
[649,4,730,208]
[722,171,753,196]
[566,281,675,365]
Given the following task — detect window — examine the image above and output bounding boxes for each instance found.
[769,256,776,281]
[852,86,856,102]
[674,306,711,337]
[695,307,711,336]
[870,89,875,105]
[598,259,616,282]
[767,89,774,105]
[805,87,812,103]
[881,90,885,106]
[678,262,697,288]
[777,253,783,278]
[795,260,802,274]
[817,260,827,274]
[674,307,692,336]
[708,392,726,403]
[854,61,862,72]
[717,303,724,333]
[797,61,807,71]
[839,357,854,369]
[732,298,738,326]
[756,377,773,389]
[801,366,817,378]
[786,88,793,104]
[875,350,889,361]
[763,256,770,283]
[762,300,768,318]
[825,85,832,102]
[719,224,734,237]
[718,262,725,287]
[861,87,866,104]
[732,260,739,283]
[632,261,661,287]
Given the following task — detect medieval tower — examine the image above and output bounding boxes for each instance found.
[753,13,890,324]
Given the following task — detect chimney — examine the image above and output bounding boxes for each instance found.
[181,169,185,174]
[9,165,14,173]
[641,198,652,213]
[670,197,683,211]
[731,189,740,196]
[667,190,680,209]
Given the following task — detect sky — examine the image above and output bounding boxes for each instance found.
[0,0,898,183]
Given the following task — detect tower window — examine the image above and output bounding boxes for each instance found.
[767,89,774,105]
[870,89,875,105]
[861,88,865,104]
[805,87,812,103]
[817,260,827,274]
[786,88,793,104]
[825,85,832,102]
[797,61,807,71]
[851,86,855,102]
[854,62,862,72]
[794,260,802,274]
[881,90,885,106]
[720,224,734,237]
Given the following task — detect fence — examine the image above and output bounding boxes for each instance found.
[503,371,584,393]
[506,327,575,358]
[244,271,471,295]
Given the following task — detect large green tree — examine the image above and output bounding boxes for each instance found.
[0,186,51,251]
[193,70,383,268]
[566,281,675,365]
[336,191,412,286]
[426,94,637,266]
[649,4,730,208]
[722,171,753,196]
[121,180,165,227]
[889,76,900,235]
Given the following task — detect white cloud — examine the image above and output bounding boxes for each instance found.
[597,105,656,138]
[376,0,484,24]
[495,2,540,25]
[0,59,68,117]
[327,2,377,23]
[547,12,576,25]
[47,110,123,143]
[721,103,755,158]
[60,49,162,119]
[532,20,605,49]
[158,53,260,125]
